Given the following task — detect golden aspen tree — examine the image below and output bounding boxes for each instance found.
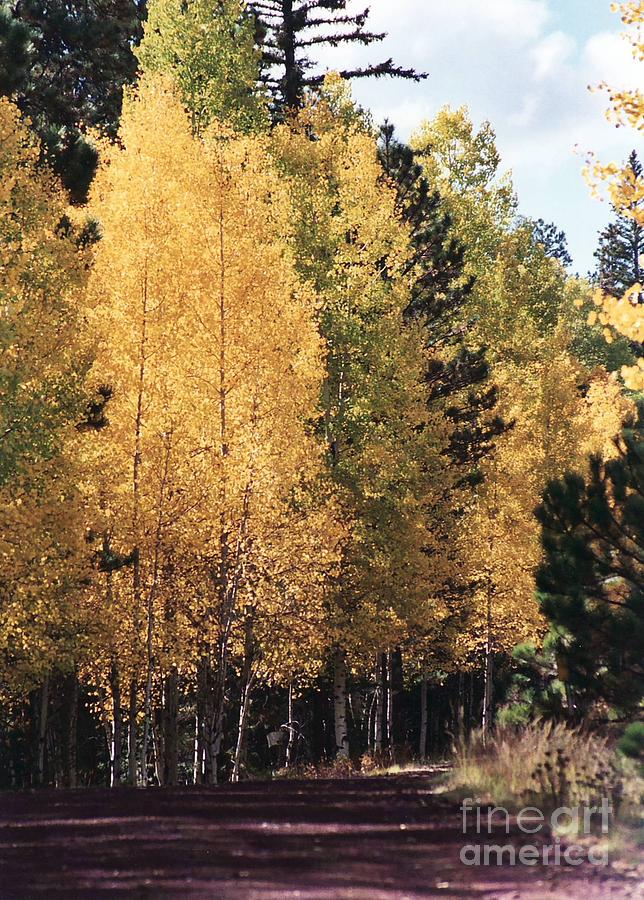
[457,342,632,734]
[0,98,91,784]
[187,115,339,783]
[0,97,87,486]
[411,105,636,736]
[272,77,448,758]
[411,107,516,296]
[1,396,90,782]
[230,493,342,780]
[85,76,333,784]
[136,0,266,134]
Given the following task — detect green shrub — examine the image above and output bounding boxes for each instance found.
[618,722,644,778]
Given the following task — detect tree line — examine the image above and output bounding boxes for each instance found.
[0,0,641,788]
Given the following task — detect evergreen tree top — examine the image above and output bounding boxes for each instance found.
[250,0,427,111]
[0,0,144,201]
[594,150,643,300]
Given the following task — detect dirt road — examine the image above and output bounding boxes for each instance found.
[0,773,640,898]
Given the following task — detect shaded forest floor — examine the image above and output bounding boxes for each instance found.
[0,772,641,898]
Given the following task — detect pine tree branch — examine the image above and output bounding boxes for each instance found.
[303,13,370,29]
[306,61,428,84]
[298,30,386,48]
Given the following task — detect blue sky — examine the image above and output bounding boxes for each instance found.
[316,0,644,273]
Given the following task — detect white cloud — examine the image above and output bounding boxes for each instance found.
[531,31,576,80]
[583,31,644,89]
[314,0,643,270]
[508,94,539,128]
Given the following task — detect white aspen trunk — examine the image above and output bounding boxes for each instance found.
[141,665,153,783]
[231,674,254,783]
[152,721,163,786]
[207,658,227,785]
[419,670,428,761]
[468,673,475,731]
[481,578,494,741]
[104,556,122,787]
[482,643,494,740]
[386,651,394,762]
[367,687,377,754]
[285,683,296,769]
[232,626,254,784]
[130,262,149,787]
[103,718,113,784]
[333,648,349,759]
[107,603,122,788]
[110,686,122,787]
[128,680,138,786]
[193,709,202,785]
[374,654,385,755]
[142,434,172,782]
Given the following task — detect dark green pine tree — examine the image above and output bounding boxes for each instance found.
[0,0,145,202]
[595,150,643,300]
[378,122,506,481]
[536,402,644,715]
[249,0,426,112]
[529,218,572,269]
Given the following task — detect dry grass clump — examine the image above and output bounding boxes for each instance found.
[453,721,627,814]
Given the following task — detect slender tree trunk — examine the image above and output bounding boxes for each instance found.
[142,434,172,784]
[231,672,254,783]
[163,667,179,786]
[141,630,154,782]
[285,683,296,769]
[419,670,428,761]
[193,709,203,785]
[109,661,122,787]
[232,617,255,783]
[333,648,349,759]
[207,662,227,785]
[481,579,494,740]
[162,578,179,787]
[282,0,300,108]
[131,260,150,786]
[198,652,225,786]
[206,185,231,789]
[367,685,377,754]
[482,646,494,740]
[194,655,210,784]
[61,671,78,789]
[457,671,465,744]
[386,651,394,762]
[152,718,163,786]
[128,679,138,786]
[36,675,49,787]
[207,479,255,785]
[374,654,385,755]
